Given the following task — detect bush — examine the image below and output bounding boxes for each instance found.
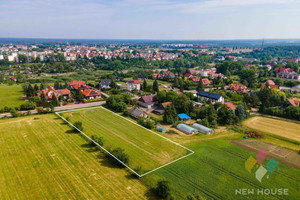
[246,130,264,138]
[110,148,129,167]
[166,130,178,134]
[20,101,36,110]
[73,121,83,132]
[10,108,20,118]
[90,135,105,146]
[155,180,172,199]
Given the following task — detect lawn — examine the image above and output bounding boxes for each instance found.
[60,107,190,173]
[0,84,24,109]
[0,114,150,200]
[243,116,300,142]
[140,139,300,199]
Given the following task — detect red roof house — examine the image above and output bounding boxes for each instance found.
[82,89,101,100]
[225,102,236,110]
[202,78,211,85]
[230,83,248,93]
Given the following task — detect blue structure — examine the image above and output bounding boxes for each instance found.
[156,126,166,132]
[178,113,191,121]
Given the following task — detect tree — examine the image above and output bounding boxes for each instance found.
[10,108,19,118]
[110,148,129,167]
[143,79,147,91]
[73,121,83,132]
[75,89,85,102]
[51,95,59,107]
[40,83,44,90]
[235,104,248,121]
[155,180,172,199]
[20,101,36,110]
[40,91,47,106]
[163,104,178,124]
[197,78,204,91]
[153,80,159,93]
[90,135,105,146]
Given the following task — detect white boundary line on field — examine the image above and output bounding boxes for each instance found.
[55,106,194,177]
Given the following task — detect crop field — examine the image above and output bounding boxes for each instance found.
[0,114,150,199]
[243,116,300,142]
[141,139,300,199]
[59,107,190,173]
[0,84,24,108]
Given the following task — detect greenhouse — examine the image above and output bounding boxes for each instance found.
[156,125,166,133]
[176,123,198,135]
[192,123,214,135]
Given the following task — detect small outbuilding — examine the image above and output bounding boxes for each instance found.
[176,123,198,135]
[156,126,166,133]
[178,113,191,121]
[192,123,214,135]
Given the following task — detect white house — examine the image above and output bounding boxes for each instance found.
[126,80,140,91]
[197,91,224,103]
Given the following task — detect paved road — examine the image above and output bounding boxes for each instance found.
[0,101,105,118]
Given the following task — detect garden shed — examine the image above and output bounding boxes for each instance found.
[192,123,214,135]
[176,123,198,135]
[156,126,166,132]
[178,113,191,121]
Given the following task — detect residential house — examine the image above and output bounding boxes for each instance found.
[184,73,192,79]
[138,94,157,109]
[287,98,300,107]
[38,86,70,100]
[197,91,224,103]
[225,102,236,110]
[230,83,248,93]
[153,102,172,115]
[100,79,112,88]
[130,107,148,119]
[277,72,300,80]
[126,80,140,91]
[262,80,279,89]
[82,89,101,100]
[202,78,211,85]
[69,80,89,91]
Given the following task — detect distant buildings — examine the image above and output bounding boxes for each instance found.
[197,91,224,103]
[230,83,248,93]
[38,86,70,100]
[100,79,112,88]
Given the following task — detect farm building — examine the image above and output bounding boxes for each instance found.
[192,123,214,135]
[156,126,166,132]
[130,107,148,119]
[176,123,198,135]
[178,113,191,121]
[153,102,172,115]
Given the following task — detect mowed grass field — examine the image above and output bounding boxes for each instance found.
[60,107,189,172]
[0,114,150,200]
[141,139,300,199]
[0,84,24,108]
[243,116,300,142]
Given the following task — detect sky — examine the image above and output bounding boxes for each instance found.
[0,0,300,40]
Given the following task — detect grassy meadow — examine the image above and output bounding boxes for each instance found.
[141,139,300,199]
[0,114,150,200]
[0,84,24,109]
[60,107,189,172]
[243,116,300,142]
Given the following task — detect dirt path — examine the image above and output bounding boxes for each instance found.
[231,140,300,170]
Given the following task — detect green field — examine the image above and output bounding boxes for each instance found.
[141,139,300,199]
[60,107,189,172]
[0,84,24,109]
[0,114,149,199]
[243,116,300,142]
